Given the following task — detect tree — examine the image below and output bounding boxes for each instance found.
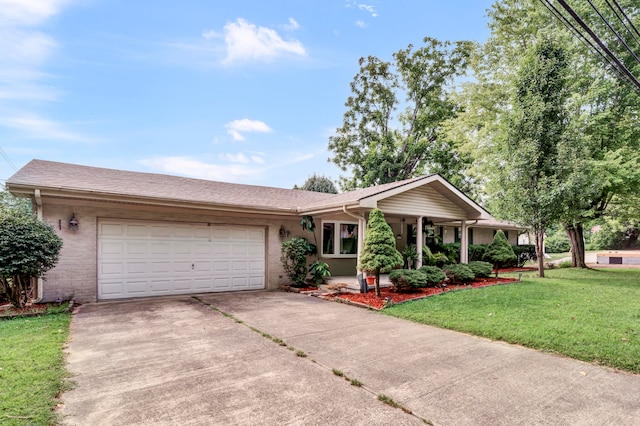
[483,231,516,278]
[488,37,578,277]
[328,37,474,191]
[296,174,338,194]
[458,0,640,269]
[0,207,63,307]
[358,209,403,297]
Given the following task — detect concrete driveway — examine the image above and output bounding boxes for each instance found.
[62,292,640,425]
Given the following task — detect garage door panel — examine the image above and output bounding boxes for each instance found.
[126,225,148,237]
[98,220,265,299]
[126,242,148,255]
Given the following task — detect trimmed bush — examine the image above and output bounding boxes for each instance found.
[389,269,427,292]
[468,244,487,262]
[443,264,475,284]
[419,265,446,287]
[483,230,517,277]
[467,261,493,278]
[431,252,451,268]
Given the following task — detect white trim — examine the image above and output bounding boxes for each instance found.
[321,220,359,259]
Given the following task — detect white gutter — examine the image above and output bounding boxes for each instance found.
[33,189,44,303]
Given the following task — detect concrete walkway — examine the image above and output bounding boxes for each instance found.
[62,292,640,425]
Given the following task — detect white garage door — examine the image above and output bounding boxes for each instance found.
[98,220,265,300]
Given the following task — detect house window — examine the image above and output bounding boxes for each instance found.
[454,227,460,243]
[469,228,474,245]
[322,221,358,257]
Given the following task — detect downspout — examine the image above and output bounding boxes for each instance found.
[342,205,366,274]
[33,189,44,302]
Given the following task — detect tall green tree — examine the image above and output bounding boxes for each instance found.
[454,0,640,268]
[359,209,403,297]
[328,37,474,191]
[489,37,578,277]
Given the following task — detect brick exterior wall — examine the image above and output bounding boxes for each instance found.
[40,198,302,303]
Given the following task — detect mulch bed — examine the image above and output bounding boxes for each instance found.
[331,277,518,310]
[0,301,73,319]
[0,302,50,319]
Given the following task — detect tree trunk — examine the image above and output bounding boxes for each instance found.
[535,227,545,278]
[564,222,587,268]
[375,271,381,298]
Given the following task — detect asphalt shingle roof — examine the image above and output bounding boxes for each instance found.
[7,159,335,212]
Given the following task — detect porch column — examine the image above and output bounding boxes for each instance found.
[460,220,469,264]
[356,217,366,273]
[416,216,424,268]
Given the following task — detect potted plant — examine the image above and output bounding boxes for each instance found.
[358,209,404,297]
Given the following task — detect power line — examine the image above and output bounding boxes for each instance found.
[604,0,640,50]
[539,0,633,85]
[0,146,17,171]
[586,0,640,65]
[552,0,640,91]
[611,0,640,41]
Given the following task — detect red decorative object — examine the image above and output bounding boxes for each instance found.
[366,275,376,285]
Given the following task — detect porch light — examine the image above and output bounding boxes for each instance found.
[69,214,79,231]
[279,225,290,239]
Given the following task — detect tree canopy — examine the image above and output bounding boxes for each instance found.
[295,174,338,194]
[328,37,475,191]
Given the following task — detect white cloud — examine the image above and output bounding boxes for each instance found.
[224,152,249,163]
[358,4,378,17]
[0,0,71,26]
[225,118,272,141]
[212,18,306,65]
[0,0,89,144]
[282,18,299,31]
[355,20,366,28]
[0,113,95,142]
[251,155,265,164]
[140,156,263,182]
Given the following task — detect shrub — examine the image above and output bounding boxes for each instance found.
[467,261,493,278]
[483,230,517,277]
[418,265,446,287]
[440,243,461,263]
[309,260,331,284]
[558,260,573,268]
[468,244,487,262]
[513,244,536,267]
[443,264,475,284]
[389,269,427,292]
[546,229,571,253]
[431,252,451,268]
[0,209,63,307]
[281,237,316,286]
[401,244,418,269]
[359,209,403,297]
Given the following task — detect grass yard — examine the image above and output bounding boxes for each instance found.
[384,268,640,373]
[0,312,71,425]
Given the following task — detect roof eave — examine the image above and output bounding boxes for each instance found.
[7,184,300,216]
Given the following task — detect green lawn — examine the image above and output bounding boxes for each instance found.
[0,312,71,425]
[384,268,640,373]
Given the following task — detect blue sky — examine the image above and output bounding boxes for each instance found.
[1,0,495,189]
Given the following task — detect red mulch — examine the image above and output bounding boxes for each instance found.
[332,277,518,310]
